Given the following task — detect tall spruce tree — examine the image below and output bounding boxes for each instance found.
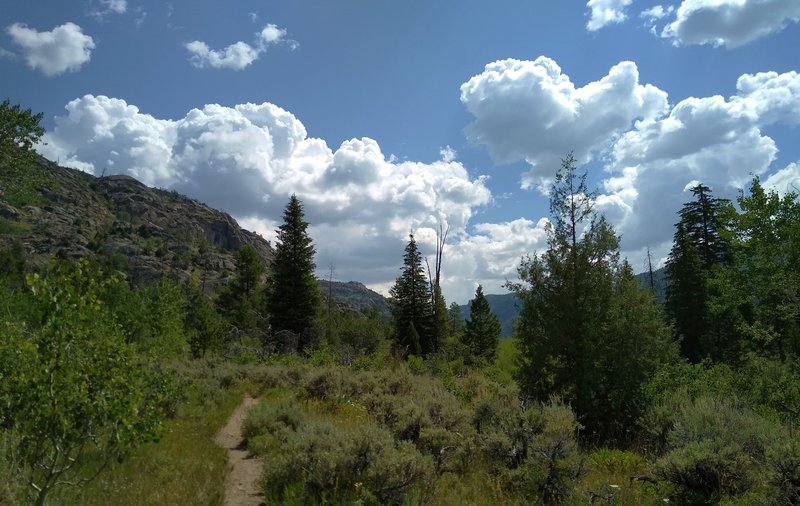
[462,285,501,364]
[266,195,321,351]
[508,154,675,441]
[390,233,434,356]
[665,184,730,363]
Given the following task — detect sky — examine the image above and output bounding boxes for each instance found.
[2,0,799,304]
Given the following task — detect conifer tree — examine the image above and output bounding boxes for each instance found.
[462,285,501,363]
[508,153,675,441]
[217,244,264,333]
[448,301,464,335]
[665,184,730,363]
[390,233,434,356]
[266,195,321,351]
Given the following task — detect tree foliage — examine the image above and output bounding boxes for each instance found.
[508,154,675,440]
[390,233,435,356]
[0,260,173,505]
[665,184,730,363]
[265,194,321,351]
[462,285,501,364]
[0,98,49,207]
[708,178,800,360]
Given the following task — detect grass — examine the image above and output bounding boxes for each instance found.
[47,368,250,506]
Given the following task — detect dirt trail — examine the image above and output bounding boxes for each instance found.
[215,396,264,506]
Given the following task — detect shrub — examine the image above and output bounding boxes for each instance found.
[653,396,782,503]
[476,397,583,503]
[257,417,434,505]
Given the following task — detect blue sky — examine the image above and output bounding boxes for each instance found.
[2,0,799,303]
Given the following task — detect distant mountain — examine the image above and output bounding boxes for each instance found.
[634,266,667,304]
[459,268,668,339]
[459,292,520,338]
[1,156,273,294]
[320,280,391,318]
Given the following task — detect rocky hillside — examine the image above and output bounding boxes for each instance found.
[1,155,273,293]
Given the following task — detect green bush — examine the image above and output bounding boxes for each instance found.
[653,396,783,504]
[250,406,434,505]
[475,397,583,503]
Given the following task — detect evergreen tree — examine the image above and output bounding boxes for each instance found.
[508,154,675,441]
[390,233,434,356]
[265,194,321,351]
[462,285,501,364]
[665,184,730,363]
[217,244,265,335]
[431,284,449,349]
[448,301,464,335]
[185,282,223,358]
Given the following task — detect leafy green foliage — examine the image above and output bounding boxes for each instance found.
[265,195,321,351]
[390,233,435,356]
[245,392,435,505]
[708,178,800,361]
[653,397,795,504]
[508,154,675,441]
[0,260,174,504]
[0,99,50,207]
[184,282,224,358]
[461,285,500,365]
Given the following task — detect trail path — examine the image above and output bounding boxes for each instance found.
[215,396,264,506]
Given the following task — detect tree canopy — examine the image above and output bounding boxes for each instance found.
[508,154,675,441]
[462,285,501,364]
[390,233,435,356]
[265,194,321,352]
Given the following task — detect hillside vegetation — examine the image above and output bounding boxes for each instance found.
[2,101,800,505]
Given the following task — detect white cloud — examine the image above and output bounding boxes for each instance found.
[88,0,127,20]
[460,56,668,190]
[601,70,800,261]
[640,4,673,21]
[439,145,457,163]
[586,0,634,31]
[184,23,292,70]
[764,162,800,195]
[461,56,800,289]
[185,41,261,70]
[39,96,494,302]
[661,0,800,47]
[0,47,16,60]
[640,4,675,34]
[6,22,95,76]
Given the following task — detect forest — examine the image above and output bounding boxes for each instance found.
[2,98,800,505]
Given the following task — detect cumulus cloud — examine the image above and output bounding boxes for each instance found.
[764,162,800,195]
[586,0,634,31]
[601,70,800,262]
[185,23,294,70]
[40,96,494,302]
[461,55,800,285]
[661,0,800,47]
[6,22,95,76]
[460,56,668,190]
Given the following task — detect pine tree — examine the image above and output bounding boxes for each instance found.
[508,154,675,441]
[448,301,464,335]
[217,244,265,334]
[665,184,730,363]
[390,233,434,356]
[462,285,501,364]
[265,195,321,352]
